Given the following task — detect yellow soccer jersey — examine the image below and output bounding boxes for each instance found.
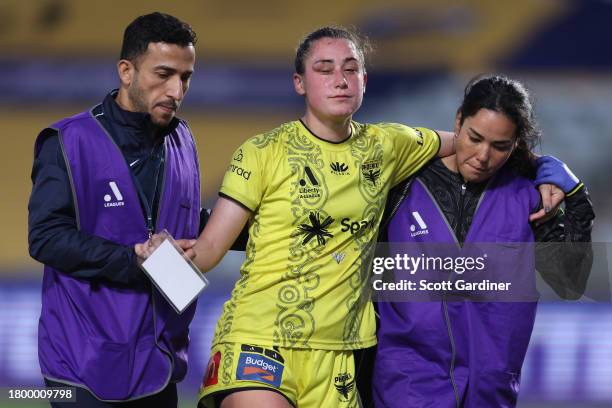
[214,120,439,350]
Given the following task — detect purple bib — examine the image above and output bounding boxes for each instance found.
[36,109,200,401]
[376,167,540,408]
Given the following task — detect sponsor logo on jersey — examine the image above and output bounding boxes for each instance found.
[103,181,125,207]
[409,211,429,237]
[203,351,221,387]
[340,217,375,236]
[414,128,424,146]
[240,344,285,363]
[236,352,284,388]
[233,148,244,162]
[330,161,350,175]
[361,160,381,186]
[228,163,251,180]
[296,211,334,246]
[334,372,355,401]
[298,166,321,199]
[332,252,346,264]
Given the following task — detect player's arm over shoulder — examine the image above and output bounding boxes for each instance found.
[376,122,441,185]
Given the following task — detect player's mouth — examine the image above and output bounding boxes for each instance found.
[468,163,489,173]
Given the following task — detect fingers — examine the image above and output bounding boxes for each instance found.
[175,239,197,251]
[134,243,147,260]
[183,248,196,261]
[538,184,553,214]
[529,208,546,223]
[134,233,165,261]
[530,184,564,223]
[549,185,565,210]
[150,234,164,249]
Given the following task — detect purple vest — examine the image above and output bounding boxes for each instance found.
[375,167,540,408]
[35,110,200,401]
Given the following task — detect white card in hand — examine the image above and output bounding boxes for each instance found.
[140,234,208,314]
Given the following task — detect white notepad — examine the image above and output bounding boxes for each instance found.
[140,231,208,314]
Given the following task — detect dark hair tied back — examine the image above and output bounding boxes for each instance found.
[294,26,372,75]
[458,74,541,177]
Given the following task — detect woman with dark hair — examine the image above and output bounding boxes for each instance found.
[373,74,595,407]
[135,28,568,406]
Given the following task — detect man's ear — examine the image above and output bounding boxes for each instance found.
[363,71,368,94]
[293,73,305,96]
[117,59,135,88]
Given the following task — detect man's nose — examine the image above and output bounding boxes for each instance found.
[167,76,184,101]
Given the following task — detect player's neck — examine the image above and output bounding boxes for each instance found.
[301,113,352,143]
[441,155,458,171]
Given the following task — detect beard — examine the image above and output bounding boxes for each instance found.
[127,75,149,113]
[127,76,172,128]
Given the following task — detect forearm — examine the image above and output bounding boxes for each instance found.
[29,223,141,284]
[192,196,251,272]
[435,130,455,157]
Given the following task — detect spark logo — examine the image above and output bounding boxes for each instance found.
[103,181,125,208]
[409,211,428,237]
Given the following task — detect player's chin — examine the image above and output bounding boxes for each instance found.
[327,103,360,119]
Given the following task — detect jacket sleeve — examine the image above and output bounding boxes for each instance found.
[28,130,145,284]
[534,186,595,299]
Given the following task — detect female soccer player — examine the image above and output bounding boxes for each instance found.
[136,29,564,408]
[374,74,594,408]
[140,26,451,408]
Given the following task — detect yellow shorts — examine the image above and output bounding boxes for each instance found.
[198,342,359,408]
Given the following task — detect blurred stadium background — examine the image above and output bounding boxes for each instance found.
[1,0,611,406]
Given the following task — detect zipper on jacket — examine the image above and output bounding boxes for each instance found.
[443,299,462,408]
[444,182,467,407]
[457,183,467,241]
[153,147,167,236]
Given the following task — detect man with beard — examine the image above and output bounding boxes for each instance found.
[28,12,199,407]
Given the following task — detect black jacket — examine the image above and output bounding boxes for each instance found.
[380,158,595,299]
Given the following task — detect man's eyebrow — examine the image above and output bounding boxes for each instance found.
[154,65,177,72]
[153,65,194,76]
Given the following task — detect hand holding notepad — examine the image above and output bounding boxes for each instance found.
[137,230,208,314]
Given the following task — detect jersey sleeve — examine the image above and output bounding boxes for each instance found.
[219,138,266,212]
[383,123,440,186]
